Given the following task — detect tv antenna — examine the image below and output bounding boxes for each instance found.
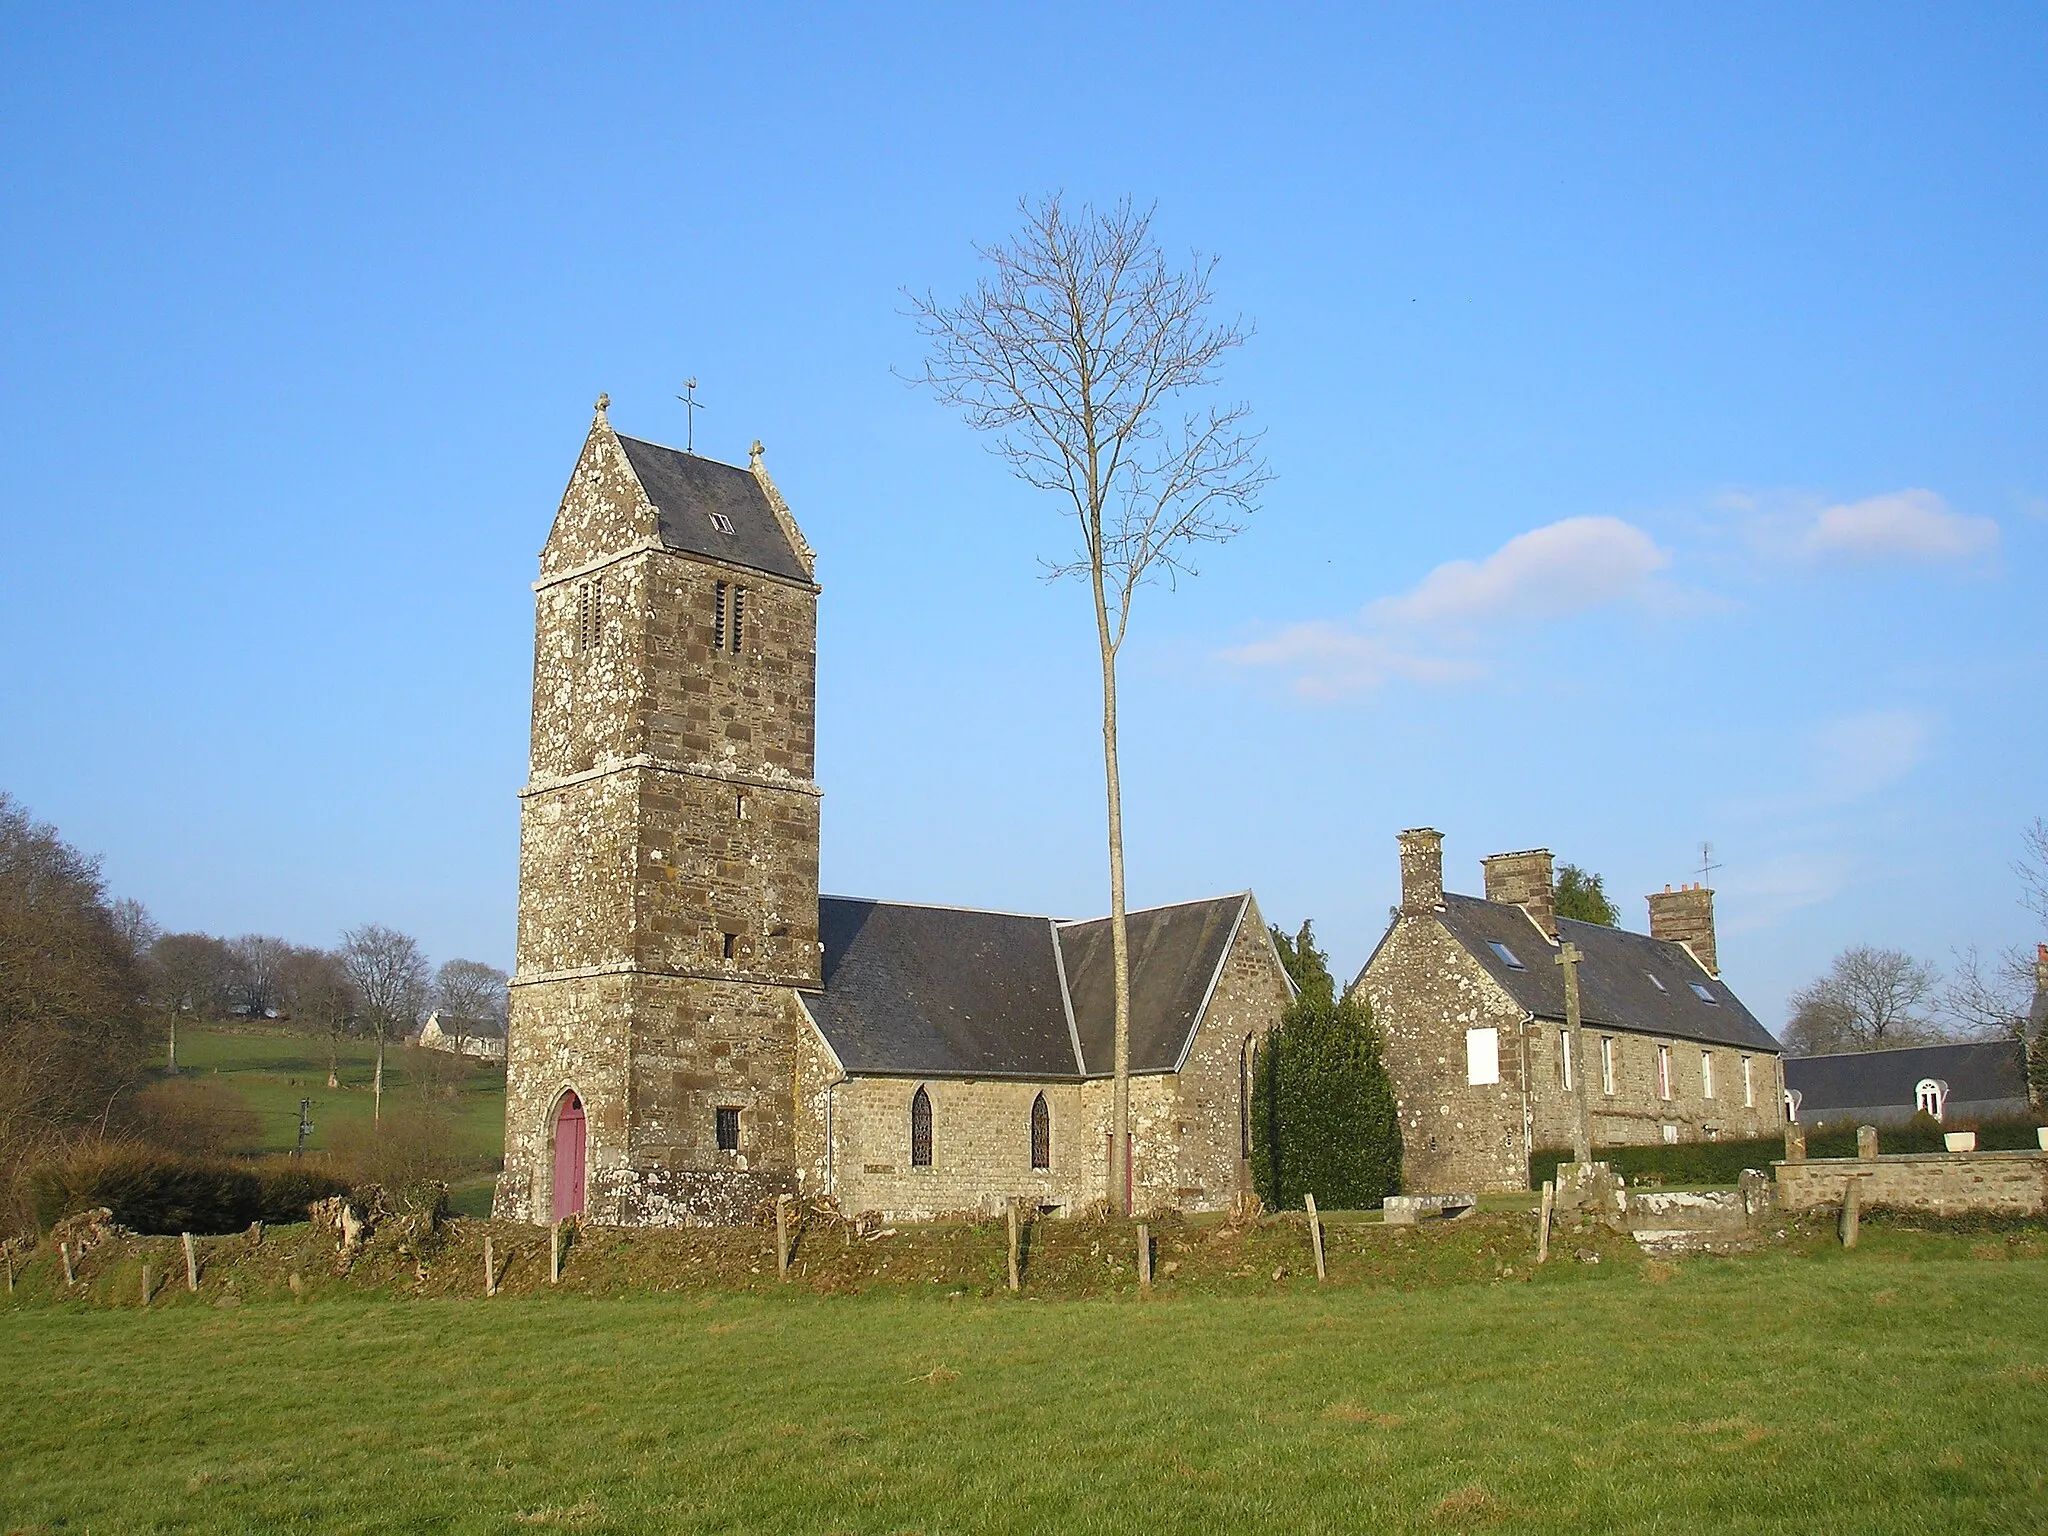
[676,377,705,453]
[1698,841,1722,888]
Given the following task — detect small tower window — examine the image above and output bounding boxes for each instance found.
[574,577,604,654]
[715,1106,740,1151]
[1030,1092,1050,1170]
[910,1086,933,1168]
[721,931,738,962]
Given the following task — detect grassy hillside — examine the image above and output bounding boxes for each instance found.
[4,1229,2044,1533]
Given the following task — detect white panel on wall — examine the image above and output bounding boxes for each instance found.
[1465,1026,1500,1087]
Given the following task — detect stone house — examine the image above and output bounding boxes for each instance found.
[494,401,1291,1227]
[1784,1039,2032,1128]
[417,1010,507,1062]
[1351,829,1785,1195]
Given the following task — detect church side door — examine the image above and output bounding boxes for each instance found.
[553,1092,587,1221]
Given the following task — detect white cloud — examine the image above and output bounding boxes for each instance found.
[1372,516,1672,627]
[1223,515,1674,697]
[1798,490,1997,564]
[1808,707,1934,800]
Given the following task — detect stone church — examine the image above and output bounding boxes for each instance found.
[494,401,1292,1227]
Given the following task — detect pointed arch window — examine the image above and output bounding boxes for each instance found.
[1030,1092,1050,1170]
[910,1086,933,1168]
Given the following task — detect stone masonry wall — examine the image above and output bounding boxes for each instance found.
[497,972,634,1225]
[1356,916,1530,1194]
[1526,1021,1785,1150]
[1774,1152,2047,1217]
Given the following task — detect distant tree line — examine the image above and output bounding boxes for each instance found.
[0,791,507,1231]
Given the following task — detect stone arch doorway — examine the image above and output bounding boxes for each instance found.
[552,1091,587,1222]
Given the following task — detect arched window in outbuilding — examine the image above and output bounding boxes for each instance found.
[1915,1078,1948,1121]
[1030,1092,1050,1170]
[910,1086,933,1168]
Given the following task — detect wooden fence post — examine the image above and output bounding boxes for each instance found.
[775,1194,791,1282]
[1305,1193,1327,1283]
[484,1234,497,1297]
[183,1232,199,1293]
[4,1245,12,1293]
[1006,1199,1020,1294]
[1839,1177,1861,1249]
[60,1242,74,1288]
[550,1222,562,1284]
[141,1262,151,1309]
[1537,1181,1554,1265]
[1137,1223,1152,1295]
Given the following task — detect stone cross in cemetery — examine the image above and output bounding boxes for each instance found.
[1556,940,1593,1166]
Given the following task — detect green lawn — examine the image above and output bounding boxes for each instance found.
[5,1238,2046,1533]
[162,1024,505,1211]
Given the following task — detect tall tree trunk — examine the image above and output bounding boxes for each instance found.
[1092,557,1132,1216]
[373,1032,385,1123]
[327,1033,339,1091]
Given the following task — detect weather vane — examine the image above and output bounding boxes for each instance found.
[677,377,705,453]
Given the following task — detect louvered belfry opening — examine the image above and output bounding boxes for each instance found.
[910,1086,933,1167]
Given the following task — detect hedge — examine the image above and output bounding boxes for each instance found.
[28,1144,352,1234]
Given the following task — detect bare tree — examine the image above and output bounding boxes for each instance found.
[279,945,356,1088]
[226,933,293,1019]
[108,898,160,961]
[339,924,430,1121]
[1784,945,1941,1054]
[2018,817,2048,932]
[0,794,150,1193]
[911,196,1269,1212]
[1941,943,2035,1041]
[144,931,236,1074]
[431,958,508,1061]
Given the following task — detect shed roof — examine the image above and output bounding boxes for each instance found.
[803,892,1253,1080]
[616,435,812,584]
[1428,893,1781,1053]
[1784,1040,2029,1114]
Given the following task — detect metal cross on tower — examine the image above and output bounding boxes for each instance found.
[676,377,705,453]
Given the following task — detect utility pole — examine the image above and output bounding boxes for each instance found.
[1557,941,1593,1166]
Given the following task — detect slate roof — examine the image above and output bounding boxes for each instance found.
[803,893,1254,1079]
[1784,1040,2030,1116]
[1426,893,1781,1053]
[616,435,812,584]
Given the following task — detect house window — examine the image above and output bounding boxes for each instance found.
[1657,1044,1672,1101]
[1701,1050,1715,1100]
[715,1106,740,1151]
[1466,1027,1500,1086]
[1487,941,1525,970]
[910,1086,933,1168]
[1689,982,1718,1005]
[1600,1037,1616,1096]
[1742,1055,1754,1107]
[1915,1078,1947,1121]
[1030,1092,1050,1170]
[1784,1088,1802,1123]
[1559,1028,1574,1091]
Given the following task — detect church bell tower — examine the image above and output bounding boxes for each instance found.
[495,396,821,1226]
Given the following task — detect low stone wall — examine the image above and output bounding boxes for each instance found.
[1773,1152,2048,1218]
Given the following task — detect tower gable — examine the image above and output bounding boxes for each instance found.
[541,400,660,579]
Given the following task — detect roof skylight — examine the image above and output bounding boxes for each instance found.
[1689,982,1718,1004]
[1487,941,1525,970]
[1645,972,1667,992]
[709,511,735,533]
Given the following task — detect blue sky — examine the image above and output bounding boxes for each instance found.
[2,6,2042,1026]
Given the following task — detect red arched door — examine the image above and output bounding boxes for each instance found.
[552,1092,586,1221]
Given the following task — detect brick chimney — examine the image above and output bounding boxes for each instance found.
[1482,848,1557,938]
[1397,828,1444,914]
[1648,883,1717,976]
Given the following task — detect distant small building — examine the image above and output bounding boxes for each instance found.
[418,1010,507,1062]
[1783,1039,2031,1128]
[1352,829,1785,1195]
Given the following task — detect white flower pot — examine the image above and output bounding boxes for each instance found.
[1944,1131,1977,1153]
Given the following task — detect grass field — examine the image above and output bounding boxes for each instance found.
[5,1224,2047,1532]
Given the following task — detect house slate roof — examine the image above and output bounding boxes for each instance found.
[616,435,812,584]
[803,892,1253,1080]
[1784,1040,2030,1115]
[1421,893,1781,1054]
